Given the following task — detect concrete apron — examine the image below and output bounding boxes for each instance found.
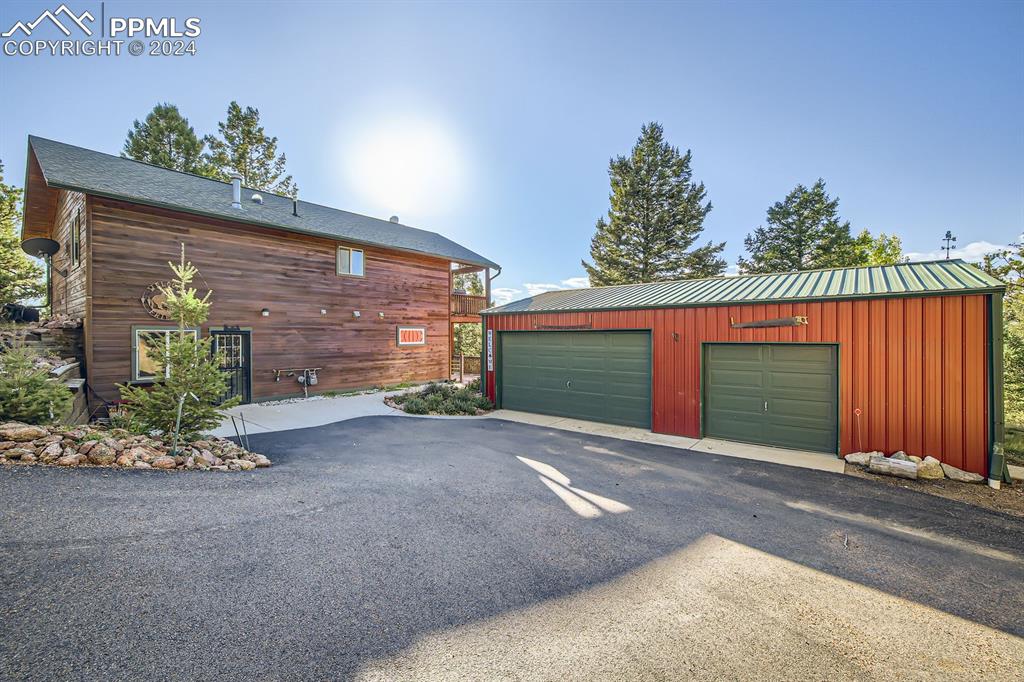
[485,410,846,474]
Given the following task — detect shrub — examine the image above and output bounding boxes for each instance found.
[0,345,72,424]
[403,397,429,414]
[118,246,239,441]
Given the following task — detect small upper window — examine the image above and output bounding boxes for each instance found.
[337,246,364,277]
[70,211,81,268]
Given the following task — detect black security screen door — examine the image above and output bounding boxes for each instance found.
[211,331,251,404]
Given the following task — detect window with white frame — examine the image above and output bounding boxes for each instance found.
[336,246,365,277]
[132,327,198,381]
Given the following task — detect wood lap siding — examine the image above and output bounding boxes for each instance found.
[49,190,88,318]
[87,197,450,403]
[485,295,991,474]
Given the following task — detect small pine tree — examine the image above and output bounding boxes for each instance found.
[204,102,297,197]
[738,179,862,274]
[583,123,726,285]
[118,245,238,440]
[122,103,208,174]
[0,161,45,306]
[0,346,73,424]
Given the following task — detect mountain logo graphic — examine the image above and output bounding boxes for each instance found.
[3,4,95,38]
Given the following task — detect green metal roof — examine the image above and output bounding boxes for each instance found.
[484,259,1004,315]
[26,136,498,269]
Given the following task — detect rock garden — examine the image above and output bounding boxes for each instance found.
[0,421,269,471]
[1,248,271,473]
[843,450,983,482]
[385,380,494,416]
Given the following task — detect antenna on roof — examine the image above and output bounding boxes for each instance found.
[941,230,957,259]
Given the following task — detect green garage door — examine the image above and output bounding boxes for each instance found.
[500,331,651,428]
[704,344,838,453]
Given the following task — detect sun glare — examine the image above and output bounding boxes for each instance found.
[343,118,466,219]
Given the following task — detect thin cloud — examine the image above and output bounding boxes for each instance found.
[523,276,590,298]
[491,287,522,306]
[905,240,1010,263]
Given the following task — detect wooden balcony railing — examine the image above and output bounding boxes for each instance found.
[451,294,488,316]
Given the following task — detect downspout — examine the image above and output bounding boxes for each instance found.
[482,266,501,397]
[987,292,1010,488]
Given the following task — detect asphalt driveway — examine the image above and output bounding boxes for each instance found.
[2,416,1022,680]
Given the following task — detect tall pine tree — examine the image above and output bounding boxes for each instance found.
[204,102,297,198]
[738,179,861,274]
[0,161,45,307]
[123,103,207,174]
[583,123,725,286]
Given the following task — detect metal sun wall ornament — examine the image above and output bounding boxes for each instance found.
[141,281,173,320]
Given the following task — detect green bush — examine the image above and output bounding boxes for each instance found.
[393,382,492,415]
[403,397,429,414]
[0,345,73,424]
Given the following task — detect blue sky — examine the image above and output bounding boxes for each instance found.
[1,0,1021,304]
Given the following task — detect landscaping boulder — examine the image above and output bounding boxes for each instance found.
[917,456,945,480]
[57,453,81,466]
[844,452,873,465]
[868,455,917,479]
[87,443,116,466]
[39,442,63,463]
[940,462,984,483]
[908,455,922,464]
[0,423,48,442]
[251,454,272,468]
[890,451,910,461]
[151,456,177,470]
[4,447,33,460]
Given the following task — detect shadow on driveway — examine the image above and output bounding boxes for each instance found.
[2,416,1022,680]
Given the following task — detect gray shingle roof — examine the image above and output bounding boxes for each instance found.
[484,259,1004,314]
[28,135,498,269]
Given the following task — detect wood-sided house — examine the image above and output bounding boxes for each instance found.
[19,136,498,409]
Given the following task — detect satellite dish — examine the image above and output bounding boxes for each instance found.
[21,237,60,258]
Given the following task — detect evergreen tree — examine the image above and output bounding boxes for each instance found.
[738,179,861,274]
[0,161,45,307]
[583,123,725,286]
[122,103,207,173]
[119,245,239,440]
[204,102,298,197]
[0,346,73,424]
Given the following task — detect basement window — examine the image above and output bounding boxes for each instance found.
[132,327,199,381]
[336,246,364,277]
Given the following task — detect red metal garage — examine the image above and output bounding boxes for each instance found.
[482,260,1008,482]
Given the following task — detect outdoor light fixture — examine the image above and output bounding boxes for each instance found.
[353,310,361,318]
[320,309,327,316]
[261,308,270,317]
[378,312,385,318]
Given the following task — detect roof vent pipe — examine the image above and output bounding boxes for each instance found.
[230,175,242,209]
[292,199,299,217]
[389,215,400,223]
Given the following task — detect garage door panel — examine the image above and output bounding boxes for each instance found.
[500,331,651,428]
[769,371,834,391]
[705,344,837,454]
[771,397,834,420]
[708,344,762,362]
[707,368,764,389]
